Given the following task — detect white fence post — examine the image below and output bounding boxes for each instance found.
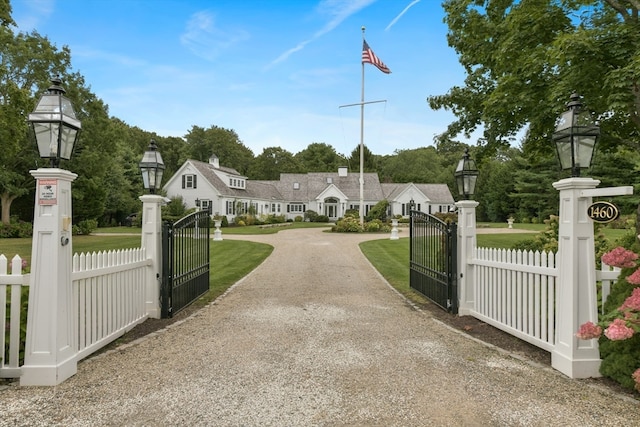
[456,200,479,315]
[21,168,78,386]
[551,177,601,378]
[140,194,164,319]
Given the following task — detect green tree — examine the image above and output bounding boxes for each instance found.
[184,125,254,175]
[348,144,376,172]
[0,24,73,223]
[295,142,344,172]
[378,147,444,183]
[248,147,302,180]
[429,1,640,156]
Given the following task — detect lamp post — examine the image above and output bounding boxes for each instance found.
[139,140,165,194]
[454,148,479,200]
[28,76,82,168]
[138,141,165,320]
[21,76,81,385]
[552,93,600,177]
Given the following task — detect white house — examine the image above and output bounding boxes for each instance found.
[163,155,455,222]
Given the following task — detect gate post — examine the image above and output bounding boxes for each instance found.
[21,169,78,386]
[456,200,479,316]
[551,177,601,378]
[140,194,164,319]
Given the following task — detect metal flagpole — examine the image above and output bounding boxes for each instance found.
[359,27,366,226]
[338,26,386,226]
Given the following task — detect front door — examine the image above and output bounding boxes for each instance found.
[324,197,338,220]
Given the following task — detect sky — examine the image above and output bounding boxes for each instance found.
[11,0,470,157]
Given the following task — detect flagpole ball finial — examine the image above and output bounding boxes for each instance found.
[362,26,365,32]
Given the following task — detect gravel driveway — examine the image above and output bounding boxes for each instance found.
[1,228,637,426]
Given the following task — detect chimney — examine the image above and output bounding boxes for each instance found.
[338,166,348,177]
[209,155,220,169]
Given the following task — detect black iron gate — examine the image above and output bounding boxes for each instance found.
[409,210,458,314]
[161,209,211,318]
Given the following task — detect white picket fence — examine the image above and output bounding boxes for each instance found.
[72,248,152,361]
[468,247,621,352]
[596,262,620,314]
[469,247,559,351]
[0,255,30,378]
[1,248,152,378]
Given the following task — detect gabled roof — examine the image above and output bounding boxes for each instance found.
[275,172,384,201]
[381,183,455,203]
[190,160,281,200]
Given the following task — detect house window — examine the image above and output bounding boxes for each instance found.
[271,203,281,213]
[200,199,211,210]
[226,201,235,215]
[288,203,305,213]
[182,174,197,189]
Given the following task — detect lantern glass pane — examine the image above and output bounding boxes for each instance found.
[59,127,78,160]
[575,135,596,169]
[32,122,58,158]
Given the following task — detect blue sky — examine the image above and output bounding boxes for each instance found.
[12,0,468,156]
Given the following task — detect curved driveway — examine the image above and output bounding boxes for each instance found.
[1,228,637,426]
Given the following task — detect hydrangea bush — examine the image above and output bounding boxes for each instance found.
[577,246,640,391]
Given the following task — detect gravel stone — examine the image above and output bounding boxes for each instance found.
[1,228,638,426]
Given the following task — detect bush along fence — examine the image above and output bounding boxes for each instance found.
[457,178,634,383]
[2,168,166,386]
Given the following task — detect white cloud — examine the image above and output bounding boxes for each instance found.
[267,0,377,68]
[13,0,54,31]
[386,0,421,31]
[180,11,250,61]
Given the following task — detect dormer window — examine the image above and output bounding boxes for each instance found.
[229,177,245,189]
[327,177,332,184]
[293,182,300,190]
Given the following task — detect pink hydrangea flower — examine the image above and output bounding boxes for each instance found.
[633,368,640,392]
[604,318,635,341]
[576,321,603,340]
[626,268,640,285]
[619,287,640,312]
[602,247,639,269]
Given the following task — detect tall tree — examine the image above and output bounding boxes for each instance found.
[184,125,254,175]
[295,142,344,172]
[0,23,73,223]
[248,147,302,180]
[429,1,640,155]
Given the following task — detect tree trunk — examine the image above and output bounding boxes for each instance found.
[1,192,17,225]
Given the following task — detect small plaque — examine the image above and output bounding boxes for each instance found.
[38,179,57,205]
[587,201,619,223]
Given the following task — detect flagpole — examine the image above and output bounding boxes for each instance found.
[359,26,365,226]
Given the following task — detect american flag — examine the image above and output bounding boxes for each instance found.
[362,40,391,74]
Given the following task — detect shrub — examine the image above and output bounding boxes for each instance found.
[0,220,33,238]
[236,219,246,226]
[365,200,389,222]
[433,212,457,224]
[73,219,98,235]
[304,210,318,222]
[576,246,640,392]
[315,215,330,223]
[333,216,363,232]
[294,216,303,222]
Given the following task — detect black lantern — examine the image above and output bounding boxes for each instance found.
[195,198,201,208]
[28,76,81,168]
[409,198,415,212]
[552,93,600,177]
[455,148,479,199]
[139,140,165,194]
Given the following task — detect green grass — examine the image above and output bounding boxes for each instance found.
[209,240,272,298]
[360,238,431,305]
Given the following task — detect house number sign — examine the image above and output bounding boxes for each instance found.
[587,201,619,223]
[38,179,57,206]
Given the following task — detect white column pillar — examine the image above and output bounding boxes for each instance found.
[140,194,164,319]
[551,177,601,378]
[456,200,479,316]
[21,168,78,386]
